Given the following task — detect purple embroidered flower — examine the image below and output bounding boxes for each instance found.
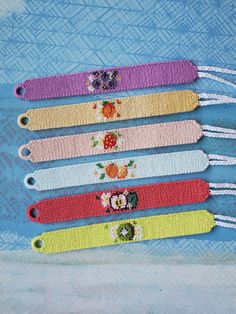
[108,79,117,89]
[86,69,121,92]
[101,71,110,81]
[92,71,100,77]
[92,79,101,89]
[101,82,109,90]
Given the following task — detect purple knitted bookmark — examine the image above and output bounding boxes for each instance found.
[14,60,236,101]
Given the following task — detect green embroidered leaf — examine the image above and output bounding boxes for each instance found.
[127,192,138,208]
[127,160,134,167]
[96,163,104,169]
[112,132,118,138]
[92,140,99,147]
[99,173,106,180]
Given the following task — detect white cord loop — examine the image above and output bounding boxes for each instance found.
[198,65,236,89]
[199,93,236,106]
[202,125,236,139]
[215,214,236,229]
[209,183,236,196]
[208,154,236,166]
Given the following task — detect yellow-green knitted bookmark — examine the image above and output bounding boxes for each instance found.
[31,210,236,254]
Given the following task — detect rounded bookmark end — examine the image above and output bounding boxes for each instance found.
[17,113,30,129]
[32,236,44,253]
[27,204,40,222]
[18,144,31,161]
[24,174,37,190]
[14,83,26,99]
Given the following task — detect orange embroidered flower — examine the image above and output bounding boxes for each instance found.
[96,160,136,181]
[105,163,119,178]
[117,165,128,179]
[102,102,116,118]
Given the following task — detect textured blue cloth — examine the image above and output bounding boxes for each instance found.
[0,0,235,255]
[1,1,236,313]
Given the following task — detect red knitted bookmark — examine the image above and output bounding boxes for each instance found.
[27,179,210,224]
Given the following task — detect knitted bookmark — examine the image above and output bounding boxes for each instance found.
[17,91,236,131]
[18,121,236,163]
[24,150,236,191]
[27,179,236,224]
[14,60,236,101]
[31,210,236,254]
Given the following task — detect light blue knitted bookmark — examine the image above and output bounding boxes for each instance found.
[24,150,236,191]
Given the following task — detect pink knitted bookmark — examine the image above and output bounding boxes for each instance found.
[18,120,236,163]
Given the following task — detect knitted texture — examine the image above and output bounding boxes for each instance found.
[19,120,203,162]
[17,90,199,131]
[24,150,210,191]
[14,60,198,100]
[27,179,210,224]
[31,210,215,254]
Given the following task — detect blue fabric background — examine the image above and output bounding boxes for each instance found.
[1,1,236,312]
[0,0,236,247]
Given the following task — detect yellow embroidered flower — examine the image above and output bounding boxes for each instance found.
[111,194,127,210]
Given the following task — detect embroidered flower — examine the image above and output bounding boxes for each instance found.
[108,221,143,242]
[105,163,119,178]
[102,102,116,118]
[86,69,121,92]
[98,190,139,214]
[133,225,143,241]
[92,100,121,121]
[95,160,136,181]
[91,131,122,151]
[109,225,119,240]
[110,193,127,210]
[101,192,111,207]
[117,223,135,241]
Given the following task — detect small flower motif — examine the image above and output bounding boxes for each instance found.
[97,190,138,213]
[101,192,111,207]
[102,102,116,119]
[86,69,121,92]
[109,225,119,240]
[92,100,121,122]
[107,222,142,242]
[91,131,122,151]
[117,223,135,241]
[127,203,133,210]
[133,225,143,241]
[87,74,94,82]
[92,79,101,90]
[105,163,119,178]
[95,160,136,181]
[103,132,118,150]
[110,193,127,210]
